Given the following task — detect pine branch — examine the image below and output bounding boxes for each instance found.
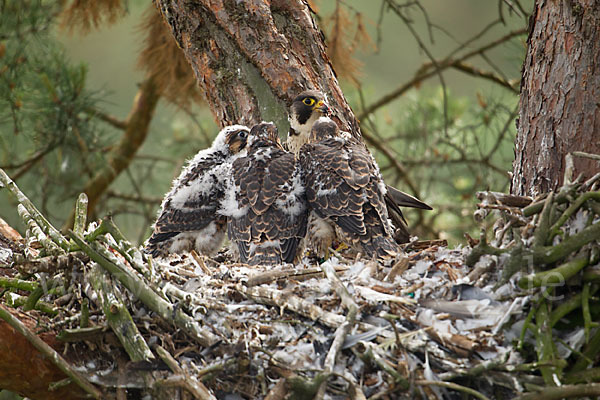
[64,76,160,230]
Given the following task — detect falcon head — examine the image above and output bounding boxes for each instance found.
[309,116,339,142]
[216,125,250,155]
[249,121,282,148]
[287,90,330,153]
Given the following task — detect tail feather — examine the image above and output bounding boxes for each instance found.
[384,185,432,243]
[386,185,431,210]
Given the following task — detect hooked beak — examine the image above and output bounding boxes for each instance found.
[314,100,330,116]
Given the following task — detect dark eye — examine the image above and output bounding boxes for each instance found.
[302,97,316,106]
[238,130,248,138]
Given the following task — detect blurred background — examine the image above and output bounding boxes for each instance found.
[0,0,532,247]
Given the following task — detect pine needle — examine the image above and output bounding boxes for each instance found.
[137,5,203,110]
[59,0,127,35]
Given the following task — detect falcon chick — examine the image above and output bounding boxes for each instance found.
[286,90,431,244]
[287,90,330,154]
[224,122,308,266]
[144,125,250,258]
[300,117,398,260]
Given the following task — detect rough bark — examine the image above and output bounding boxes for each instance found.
[153,0,360,137]
[0,308,89,400]
[512,0,600,196]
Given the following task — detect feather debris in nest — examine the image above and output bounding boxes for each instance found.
[1,160,600,399]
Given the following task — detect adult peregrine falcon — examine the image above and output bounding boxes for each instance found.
[287,90,330,154]
[300,117,398,260]
[287,90,431,243]
[224,122,308,265]
[144,125,250,258]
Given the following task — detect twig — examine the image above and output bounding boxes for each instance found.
[56,326,105,342]
[246,265,349,287]
[358,28,527,120]
[86,107,128,130]
[572,151,600,162]
[532,191,554,248]
[87,216,151,279]
[0,168,70,251]
[88,263,154,362]
[533,222,600,264]
[416,380,491,400]
[238,284,346,329]
[0,304,102,399]
[548,192,600,241]
[315,261,358,399]
[550,285,599,327]
[518,254,589,289]
[581,282,598,343]
[155,345,216,400]
[13,252,89,275]
[522,187,579,217]
[355,341,410,389]
[69,231,220,347]
[105,190,162,205]
[73,193,88,236]
[4,292,57,316]
[449,61,518,92]
[190,250,213,275]
[514,383,600,400]
[571,320,600,373]
[17,205,61,256]
[80,298,90,328]
[534,298,560,385]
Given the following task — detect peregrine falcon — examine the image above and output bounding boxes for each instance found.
[286,90,431,243]
[144,125,250,258]
[299,117,398,260]
[287,90,330,154]
[224,122,308,266]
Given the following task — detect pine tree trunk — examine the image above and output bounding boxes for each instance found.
[511,0,600,196]
[153,0,361,137]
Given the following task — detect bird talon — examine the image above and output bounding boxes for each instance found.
[335,242,349,252]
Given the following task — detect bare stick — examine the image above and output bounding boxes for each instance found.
[73,193,88,236]
[514,383,600,400]
[315,262,359,399]
[416,380,491,400]
[88,263,154,362]
[155,345,216,400]
[0,168,70,250]
[70,231,220,347]
[246,265,349,287]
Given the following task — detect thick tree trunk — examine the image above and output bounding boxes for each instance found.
[512,0,600,196]
[153,0,360,137]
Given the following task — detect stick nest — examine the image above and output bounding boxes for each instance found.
[1,166,600,399]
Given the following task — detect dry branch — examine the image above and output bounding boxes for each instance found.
[88,263,154,362]
[69,231,220,347]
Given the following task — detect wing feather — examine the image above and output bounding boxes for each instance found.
[300,136,397,259]
[228,141,307,265]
